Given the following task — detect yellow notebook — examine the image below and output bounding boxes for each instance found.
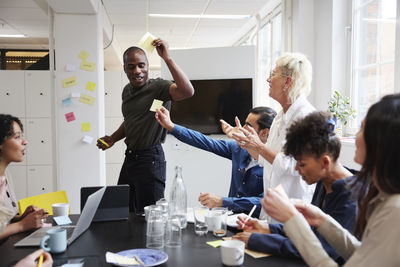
[18,190,69,215]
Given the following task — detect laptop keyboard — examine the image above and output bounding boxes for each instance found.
[29,226,75,239]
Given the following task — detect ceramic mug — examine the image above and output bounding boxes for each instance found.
[220,240,245,266]
[40,228,67,253]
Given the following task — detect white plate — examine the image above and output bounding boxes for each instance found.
[116,248,168,267]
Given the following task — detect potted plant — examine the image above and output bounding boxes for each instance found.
[328,90,356,137]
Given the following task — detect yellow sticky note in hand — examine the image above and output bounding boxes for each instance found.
[62,76,78,88]
[139,32,157,53]
[150,99,163,112]
[80,61,96,72]
[86,81,96,92]
[78,51,89,60]
[80,93,96,106]
[81,123,91,132]
[206,240,223,248]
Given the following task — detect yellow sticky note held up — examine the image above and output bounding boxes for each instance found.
[150,99,163,112]
[78,51,89,60]
[206,240,223,248]
[86,81,96,92]
[80,61,96,72]
[139,32,157,53]
[80,93,96,106]
[81,122,91,132]
[62,76,78,88]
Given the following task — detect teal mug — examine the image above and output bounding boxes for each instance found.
[40,228,67,253]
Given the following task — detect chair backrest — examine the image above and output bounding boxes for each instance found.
[18,190,69,215]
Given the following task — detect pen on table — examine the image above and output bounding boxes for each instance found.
[242,205,257,227]
[98,138,109,147]
[37,253,44,267]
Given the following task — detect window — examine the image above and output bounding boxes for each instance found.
[256,12,282,110]
[351,0,398,126]
[0,50,49,70]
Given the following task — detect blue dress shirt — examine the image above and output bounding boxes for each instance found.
[170,124,264,216]
[248,176,358,264]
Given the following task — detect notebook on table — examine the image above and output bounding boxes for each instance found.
[14,186,106,247]
[80,185,129,222]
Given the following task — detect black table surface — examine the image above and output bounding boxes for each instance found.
[0,214,307,267]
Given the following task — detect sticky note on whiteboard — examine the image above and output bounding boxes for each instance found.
[78,51,89,60]
[80,61,96,72]
[62,76,78,88]
[62,97,71,107]
[150,99,163,112]
[86,81,96,92]
[65,112,76,122]
[81,122,91,132]
[80,93,96,106]
[81,135,93,144]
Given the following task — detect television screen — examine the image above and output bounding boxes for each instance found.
[170,78,253,134]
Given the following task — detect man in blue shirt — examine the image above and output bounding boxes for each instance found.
[155,106,276,216]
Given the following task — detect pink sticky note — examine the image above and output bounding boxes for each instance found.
[42,223,52,228]
[65,112,76,122]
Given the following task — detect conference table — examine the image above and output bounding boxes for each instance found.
[0,214,307,266]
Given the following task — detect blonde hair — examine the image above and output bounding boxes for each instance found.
[275,52,312,104]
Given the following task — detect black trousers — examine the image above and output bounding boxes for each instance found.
[118,144,166,214]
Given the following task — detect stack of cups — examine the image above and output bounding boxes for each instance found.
[146,209,164,249]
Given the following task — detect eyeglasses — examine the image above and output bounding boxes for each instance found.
[268,70,291,80]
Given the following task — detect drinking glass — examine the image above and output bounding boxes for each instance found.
[165,215,182,247]
[194,206,208,236]
[146,209,164,249]
[206,207,227,237]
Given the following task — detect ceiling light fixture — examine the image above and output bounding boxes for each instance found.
[149,14,251,19]
[0,34,27,38]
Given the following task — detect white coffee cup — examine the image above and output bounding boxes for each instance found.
[52,203,69,217]
[220,240,245,266]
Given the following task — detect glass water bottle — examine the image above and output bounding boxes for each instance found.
[169,165,187,229]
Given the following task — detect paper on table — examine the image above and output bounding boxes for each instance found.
[105,252,139,265]
[206,240,223,248]
[139,32,157,53]
[222,237,271,258]
[274,184,289,199]
[150,99,163,112]
[53,216,72,226]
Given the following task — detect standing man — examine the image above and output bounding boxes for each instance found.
[97,38,194,213]
[155,106,276,217]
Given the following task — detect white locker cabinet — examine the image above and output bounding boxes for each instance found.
[105,117,125,164]
[27,166,53,196]
[106,163,122,185]
[7,165,27,200]
[0,71,25,117]
[25,71,51,118]
[104,71,123,117]
[25,118,53,165]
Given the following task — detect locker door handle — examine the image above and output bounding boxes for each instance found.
[41,140,45,143]
[6,92,10,96]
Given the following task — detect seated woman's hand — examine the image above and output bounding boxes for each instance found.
[18,209,46,232]
[262,189,297,223]
[291,199,327,228]
[232,231,252,248]
[237,216,270,234]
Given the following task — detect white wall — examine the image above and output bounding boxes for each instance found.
[160,46,256,207]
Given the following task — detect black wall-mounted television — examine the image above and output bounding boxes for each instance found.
[170,78,253,134]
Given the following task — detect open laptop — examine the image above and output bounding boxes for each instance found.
[80,185,129,222]
[14,186,106,247]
